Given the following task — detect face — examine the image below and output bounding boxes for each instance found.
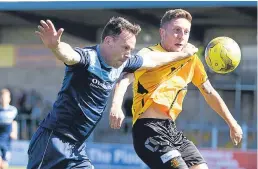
[0,93,11,106]
[160,18,191,52]
[106,30,136,68]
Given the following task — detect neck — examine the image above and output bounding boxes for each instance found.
[1,104,9,109]
[99,44,113,67]
[160,41,168,51]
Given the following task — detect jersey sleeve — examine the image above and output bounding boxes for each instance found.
[131,47,153,78]
[123,55,143,73]
[65,47,90,69]
[192,56,208,87]
[137,47,153,56]
[13,107,18,120]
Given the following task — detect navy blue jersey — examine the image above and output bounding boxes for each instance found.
[40,45,143,142]
[0,105,17,149]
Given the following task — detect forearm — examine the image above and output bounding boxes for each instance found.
[141,51,188,69]
[51,42,80,65]
[112,74,134,107]
[203,90,237,127]
[10,121,18,140]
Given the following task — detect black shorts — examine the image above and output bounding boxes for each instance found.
[132,118,206,169]
[27,127,93,169]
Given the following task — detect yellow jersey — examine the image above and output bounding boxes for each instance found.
[132,43,208,124]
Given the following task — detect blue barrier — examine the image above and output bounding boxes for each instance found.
[0,1,256,10]
[9,140,257,169]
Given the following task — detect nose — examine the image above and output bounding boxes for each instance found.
[124,54,130,59]
[177,31,184,40]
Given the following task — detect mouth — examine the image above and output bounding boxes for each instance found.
[121,57,129,62]
[175,43,183,48]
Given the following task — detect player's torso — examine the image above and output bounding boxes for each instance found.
[68,48,123,112]
[0,106,17,125]
[41,46,125,141]
[0,106,16,145]
[133,44,197,123]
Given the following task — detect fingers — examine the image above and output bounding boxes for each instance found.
[37,25,45,33]
[235,134,242,145]
[46,19,56,31]
[109,114,115,129]
[40,20,49,30]
[110,116,121,129]
[109,113,116,129]
[36,19,59,34]
[193,47,198,53]
[35,31,43,37]
[57,28,64,38]
[232,133,243,146]
[230,125,243,146]
[37,20,49,34]
[114,117,122,129]
[109,113,124,129]
[232,138,238,146]
[182,43,198,56]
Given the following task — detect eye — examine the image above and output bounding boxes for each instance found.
[175,28,181,32]
[185,31,189,35]
[124,46,130,50]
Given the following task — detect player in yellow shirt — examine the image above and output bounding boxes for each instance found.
[110,9,243,169]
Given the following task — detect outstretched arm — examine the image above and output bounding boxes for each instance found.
[139,43,198,69]
[35,20,80,65]
[199,80,243,145]
[110,73,134,129]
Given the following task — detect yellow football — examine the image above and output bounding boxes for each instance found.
[205,37,241,74]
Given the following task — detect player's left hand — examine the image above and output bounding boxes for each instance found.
[229,123,243,146]
[109,106,125,129]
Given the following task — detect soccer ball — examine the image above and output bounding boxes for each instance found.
[204,37,241,74]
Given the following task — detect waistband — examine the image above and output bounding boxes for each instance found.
[134,118,176,127]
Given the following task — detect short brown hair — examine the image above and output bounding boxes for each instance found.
[101,17,141,42]
[160,9,192,28]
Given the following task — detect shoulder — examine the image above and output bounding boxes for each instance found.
[8,105,17,112]
[76,46,98,57]
[9,105,18,114]
[74,46,100,66]
[137,44,163,55]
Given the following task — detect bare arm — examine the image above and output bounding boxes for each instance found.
[139,43,197,69]
[199,80,243,145]
[35,20,80,65]
[112,73,134,107]
[51,42,81,65]
[10,121,18,140]
[110,73,134,129]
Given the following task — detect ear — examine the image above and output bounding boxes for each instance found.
[103,36,113,46]
[159,28,165,41]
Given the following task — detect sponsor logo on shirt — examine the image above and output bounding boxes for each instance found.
[90,78,113,90]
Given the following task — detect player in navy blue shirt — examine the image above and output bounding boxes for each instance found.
[28,17,197,169]
[0,89,18,169]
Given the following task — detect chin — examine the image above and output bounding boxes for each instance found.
[113,63,123,68]
[173,48,182,52]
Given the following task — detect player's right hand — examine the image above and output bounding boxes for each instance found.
[35,20,64,49]
[182,43,198,57]
[229,122,243,146]
[109,106,125,129]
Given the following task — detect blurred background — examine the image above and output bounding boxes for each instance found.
[0,1,256,169]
